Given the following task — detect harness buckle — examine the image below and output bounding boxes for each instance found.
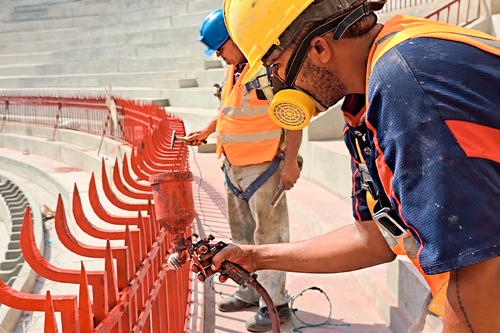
[373,207,408,239]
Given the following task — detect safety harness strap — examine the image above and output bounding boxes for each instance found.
[244,67,274,103]
[224,154,283,201]
[353,139,408,238]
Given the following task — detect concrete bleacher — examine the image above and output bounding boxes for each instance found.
[0,0,225,102]
[0,179,30,287]
[0,171,44,332]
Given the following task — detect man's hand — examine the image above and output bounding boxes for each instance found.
[280,129,303,190]
[191,243,255,283]
[184,130,209,146]
[280,159,300,190]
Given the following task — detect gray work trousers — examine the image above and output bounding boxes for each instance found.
[224,158,290,308]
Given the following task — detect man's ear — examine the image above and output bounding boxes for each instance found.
[309,36,332,64]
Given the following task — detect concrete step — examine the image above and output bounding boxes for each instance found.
[1,29,155,55]
[186,0,223,13]
[0,14,96,34]
[0,27,81,44]
[9,3,107,22]
[0,72,170,88]
[163,106,219,134]
[1,25,205,58]
[176,60,223,72]
[166,87,220,108]
[0,1,195,36]
[171,10,214,28]
[194,67,225,87]
[0,87,170,99]
[163,70,192,79]
[0,52,201,76]
[298,139,353,201]
[152,78,198,89]
[135,42,205,59]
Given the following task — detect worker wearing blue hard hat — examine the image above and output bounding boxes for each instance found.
[198,9,230,57]
[186,8,304,332]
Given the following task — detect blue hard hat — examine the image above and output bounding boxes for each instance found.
[198,9,230,57]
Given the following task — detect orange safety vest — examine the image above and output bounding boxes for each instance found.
[216,64,282,166]
[365,15,500,318]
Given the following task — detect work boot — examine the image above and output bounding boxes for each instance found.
[216,296,259,312]
[245,304,290,332]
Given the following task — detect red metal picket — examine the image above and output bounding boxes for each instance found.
[44,291,59,333]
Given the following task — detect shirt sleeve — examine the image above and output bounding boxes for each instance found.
[367,38,500,274]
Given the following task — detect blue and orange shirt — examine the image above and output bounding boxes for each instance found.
[346,17,500,281]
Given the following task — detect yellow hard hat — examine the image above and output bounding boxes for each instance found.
[223,0,358,84]
[223,0,314,84]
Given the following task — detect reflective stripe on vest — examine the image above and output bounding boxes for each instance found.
[216,64,282,166]
[365,15,500,318]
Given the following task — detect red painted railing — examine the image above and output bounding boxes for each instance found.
[380,0,440,13]
[0,95,194,332]
[425,0,480,26]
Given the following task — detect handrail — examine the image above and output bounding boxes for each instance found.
[380,0,440,13]
[425,0,480,27]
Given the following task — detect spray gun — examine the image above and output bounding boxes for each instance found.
[170,129,207,149]
[167,234,282,333]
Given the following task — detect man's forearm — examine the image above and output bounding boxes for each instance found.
[249,220,396,273]
[284,129,302,163]
[204,118,217,135]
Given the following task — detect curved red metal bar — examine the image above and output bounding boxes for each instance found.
[88,172,148,225]
[74,183,129,239]
[0,278,78,332]
[112,159,150,200]
[73,183,143,270]
[101,159,147,211]
[54,195,130,289]
[141,139,177,169]
[137,144,171,173]
[143,134,189,172]
[130,148,154,180]
[148,131,181,157]
[132,147,172,176]
[20,206,109,322]
[122,153,152,192]
[135,147,170,174]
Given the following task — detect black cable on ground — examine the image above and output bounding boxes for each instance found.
[290,286,350,333]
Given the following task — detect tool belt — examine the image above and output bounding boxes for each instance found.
[223,154,283,202]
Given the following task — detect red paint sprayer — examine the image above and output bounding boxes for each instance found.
[150,170,281,333]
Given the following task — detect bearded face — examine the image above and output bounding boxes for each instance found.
[295,56,348,110]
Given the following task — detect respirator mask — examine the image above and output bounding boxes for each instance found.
[263,1,385,130]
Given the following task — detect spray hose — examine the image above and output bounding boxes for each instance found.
[167,234,281,333]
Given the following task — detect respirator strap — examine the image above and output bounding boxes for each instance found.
[285,1,386,88]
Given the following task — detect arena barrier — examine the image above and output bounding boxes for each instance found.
[0,94,193,333]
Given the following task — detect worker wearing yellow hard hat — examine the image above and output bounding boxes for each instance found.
[195,0,500,332]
